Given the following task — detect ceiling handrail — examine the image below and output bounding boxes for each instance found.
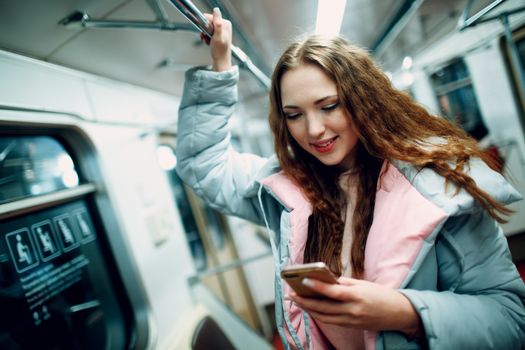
[167,0,271,89]
[457,0,507,30]
[58,10,197,32]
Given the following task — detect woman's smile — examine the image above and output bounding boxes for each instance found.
[311,136,338,153]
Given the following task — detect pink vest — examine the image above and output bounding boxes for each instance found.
[261,162,448,350]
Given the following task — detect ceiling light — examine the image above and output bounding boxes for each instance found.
[156,145,177,171]
[315,0,347,36]
[402,56,413,70]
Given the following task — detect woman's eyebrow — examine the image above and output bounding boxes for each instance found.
[314,95,338,105]
[282,95,338,109]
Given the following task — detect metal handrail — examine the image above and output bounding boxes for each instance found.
[187,250,273,285]
[167,0,271,89]
[58,10,197,32]
[457,0,507,31]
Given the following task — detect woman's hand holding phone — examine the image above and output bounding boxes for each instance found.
[285,273,423,337]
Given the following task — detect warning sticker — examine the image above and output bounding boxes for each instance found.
[53,214,80,252]
[31,220,61,261]
[72,209,96,243]
[6,228,39,273]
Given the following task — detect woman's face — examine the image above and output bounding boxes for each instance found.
[280,63,359,171]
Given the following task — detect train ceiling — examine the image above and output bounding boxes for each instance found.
[0,0,508,97]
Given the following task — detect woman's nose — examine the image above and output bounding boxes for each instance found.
[307,114,325,138]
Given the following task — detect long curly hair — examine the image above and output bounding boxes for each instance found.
[268,35,510,278]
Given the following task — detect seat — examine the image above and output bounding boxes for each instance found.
[191,315,236,350]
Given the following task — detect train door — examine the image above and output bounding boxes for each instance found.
[0,126,149,349]
[155,136,264,336]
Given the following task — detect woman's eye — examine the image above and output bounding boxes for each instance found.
[285,112,302,120]
[321,102,339,112]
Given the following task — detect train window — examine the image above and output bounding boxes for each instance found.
[430,59,488,140]
[157,144,208,271]
[0,135,133,349]
[169,171,208,271]
[0,136,80,203]
[518,37,525,68]
[203,206,226,250]
[503,24,525,118]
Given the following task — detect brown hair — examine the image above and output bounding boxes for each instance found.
[268,35,509,277]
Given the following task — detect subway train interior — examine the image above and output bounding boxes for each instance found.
[0,0,525,349]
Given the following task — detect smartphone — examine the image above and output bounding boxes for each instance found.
[280,262,338,298]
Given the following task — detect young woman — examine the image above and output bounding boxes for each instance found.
[176,8,525,350]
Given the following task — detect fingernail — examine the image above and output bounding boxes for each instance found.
[302,278,314,287]
[213,7,221,14]
[284,294,291,300]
